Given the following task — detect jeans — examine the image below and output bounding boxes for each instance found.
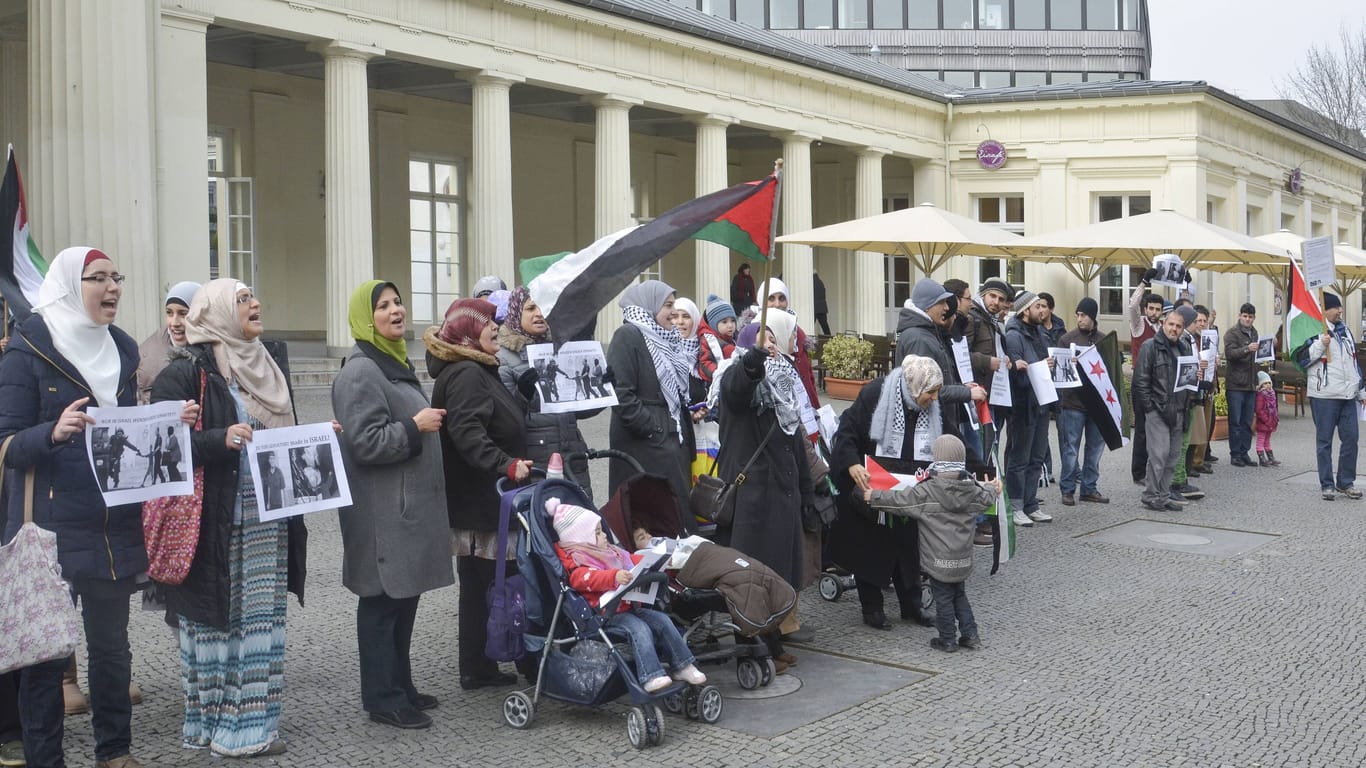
[1227,389,1257,460]
[1310,397,1359,491]
[1058,409,1104,496]
[1004,403,1048,514]
[928,578,977,643]
[1142,413,1184,506]
[606,608,696,684]
[21,578,136,768]
[357,594,421,713]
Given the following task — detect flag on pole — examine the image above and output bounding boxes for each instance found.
[1075,341,1128,450]
[864,455,918,491]
[1286,257,1325,370]
[0,145,47,316]
[528,175,779,342]
[986,441,1014,574]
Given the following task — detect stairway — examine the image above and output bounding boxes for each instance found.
[289,357,433,389]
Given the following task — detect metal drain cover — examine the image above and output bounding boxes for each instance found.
[1146,533,1213,546]
[1082,519,1278,557]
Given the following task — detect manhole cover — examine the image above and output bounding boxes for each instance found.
[1146,533,1213,546]
[713,672,802,700]
[1081,519,1278,557]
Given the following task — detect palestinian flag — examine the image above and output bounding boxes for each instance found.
[0,145,46,317]
[985,441,1015,574]
[1286,256,1325,369]
[529,175,778,342]
[1076,339,1127,450]
[864,455,918,491]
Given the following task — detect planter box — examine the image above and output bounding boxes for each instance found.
[1210,415,1228,441]
[825,376,870,401]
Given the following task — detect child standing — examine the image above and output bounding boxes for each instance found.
[548,499,707,692]
[863,435,1000,653]
[1255,371,1281,466]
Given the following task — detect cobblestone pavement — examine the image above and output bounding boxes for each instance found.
[55,390,1366,767]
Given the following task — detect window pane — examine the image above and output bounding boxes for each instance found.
[410,231,432,262]
[979,259,1002,281]
[410,293,433,326]
[978,71,1011,88]
[1098,196,1122,222]
[1051,0,1082,28]
[735,0,765,25]
[1085,72,1119,82]
[1015,71,1047,86]
[701,0,728,13]
[943,71,976,88]
[893,257,909,282]
[838,0,867,28]
[434,201,460,233]
[943,0,972,28]
[410,199,431,231]
[804,0,834,27]
[1130,195,1151,216]
[1006,260,1025,286]
[979,0,1007,28]
[1100,288,1122,316]
[1085,0,1117,28]
[411,261,433,294]
[434,232,456,265]
[911,70,942,80]
[433,163,458,196]
[978,197,1001,223]
[872,0,901,28]
[1015,0,1045,27]
[908,0,937,27]
[893,283,910,307]
[409,161,430,194]
[1005,197,1025,223]
[1123,0,1140,29]
[1051,71,1084,84]
[771,0,798,27]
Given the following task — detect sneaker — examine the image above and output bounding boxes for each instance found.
[0,740,24,768]
[1142,500,1183,512]
[369,708,432,730]
[1012,509,1034,527]
[929,637,959,653]
[1323,488,1337,501]
[1027,510,1053,523]
[1079,493,1110,504]
[1061,493,1076,506]
[1166,491,1188,505]
[958,635,981,650]
[644,675,674,693]
[672,664,707,685]
[973,529,994,547]
[1337,486,1363,500]
[95,756,144,768]
[1171,483,1205,500]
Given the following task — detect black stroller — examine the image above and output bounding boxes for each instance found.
[500,474,723,747]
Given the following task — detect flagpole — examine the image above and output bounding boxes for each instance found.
[757,158,783,349]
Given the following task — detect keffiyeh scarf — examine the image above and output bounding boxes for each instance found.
[869,373,941,460]
[754,353,803,436]
[623,305,690,440]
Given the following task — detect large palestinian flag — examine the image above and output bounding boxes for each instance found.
[1286,256,1325,369]
[529,175,778,342]
[0,145,46,317]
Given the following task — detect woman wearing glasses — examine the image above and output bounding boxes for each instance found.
[0,248,198,768]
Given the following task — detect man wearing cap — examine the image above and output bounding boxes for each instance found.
[1001,291,1056,526]
[471,275,506,298]
[1302,292,1366,500]
[1223,303,1262,467]
[1133,305,1197,512]
[1128,275,1166,484]
[895,279,988,455]
[1056,298,1109,506]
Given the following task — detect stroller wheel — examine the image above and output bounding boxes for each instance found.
[626,706,648,749]
[760,657,776,687]
[647,704,666,746]
[818,573,843,601]
[696,684,724,724]
[736,658,762,690]
[662,690,685,715]
[502,691,534,729]
[683,686,701,720]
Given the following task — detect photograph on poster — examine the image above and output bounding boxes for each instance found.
[526,340,619,414]
[85,401,194,506]
[1151,254,1187,287]
[1174,356,1201,393]
[1255,336,1276,364]
[245,422,352,521]
[1048,348,1080,389]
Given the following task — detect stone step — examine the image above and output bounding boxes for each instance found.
[288,358,433,389]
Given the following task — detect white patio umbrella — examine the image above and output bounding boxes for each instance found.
[775,202,1021,275]
[1334,242,1366,298]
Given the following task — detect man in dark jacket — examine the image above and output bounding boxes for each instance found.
[1001,291,1055,526]
[1223,303,1261,466]
[1056,298,1109,506]
[1134,306,1197,511]
[964,278,1015,400]
[894,279,985,466]
[812,272,830,335]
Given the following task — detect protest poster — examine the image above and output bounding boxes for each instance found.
[1200,330,1218,381]
[1026,360,1058,405]
[1174,355,1200,393]
[526,340,618,414]
[989,334,1012,408]
[950,337,974,386]
[1302,236,1335,291]
[1151,253,1186,288]
[245,422,352,521]
[85,401,194,506]
[1048,347,1080,389]
[1255,335,1276,364]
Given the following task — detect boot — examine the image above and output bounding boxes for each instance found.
[63,657,89,716]
[1257,451,1273,467]
[1265,450,1282,466]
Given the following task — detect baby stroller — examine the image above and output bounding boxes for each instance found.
[501,474,724,747]
[574,449,783,694]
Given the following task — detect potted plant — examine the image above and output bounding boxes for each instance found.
[1210,390,1229,441]
[820,335,874,401]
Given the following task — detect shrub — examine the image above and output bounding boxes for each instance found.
[1213,390,1228,417]
[821,335,874,380]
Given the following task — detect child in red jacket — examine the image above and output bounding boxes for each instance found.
[1255,371,1281,466]
[548,498,706,693]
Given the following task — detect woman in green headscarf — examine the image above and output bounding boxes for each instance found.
[331,280,455,730]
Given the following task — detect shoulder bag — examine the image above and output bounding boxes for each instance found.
[690,423,778,527]
[0,435,82,674]
[485,483,526,662]
[142,369,206,585]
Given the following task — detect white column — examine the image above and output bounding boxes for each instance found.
[313,40,382,354]
[155,8,212,292]
[1302,197,1314,238]
[0,22,26,159]
[854,147,887,335]
[589,94,639,342]
[470,71,523,292]
[28,0,160,338]
[692,114,733,302]
[913,159,947,206]
[777,132,817,326]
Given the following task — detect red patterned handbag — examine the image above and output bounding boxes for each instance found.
[141,369,205,585]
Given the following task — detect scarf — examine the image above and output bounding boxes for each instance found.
[928,460,967,477]
[622,304,689,440]
[185,278,295,428]
[754,352,803,436]
[503,286,550,344]
[674,297,701,362]
[33,247,122,407]
[869,373,909,457]
[348,280,411,369]
[560,541,635,572]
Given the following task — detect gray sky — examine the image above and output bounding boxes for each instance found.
[1147,0,1359,100]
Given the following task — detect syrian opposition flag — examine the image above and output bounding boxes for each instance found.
[1286,257,1325,369]
[985,441,1014,573]
[1076,343,1127,450]
[0,145,47,317]
[529,174,778,342]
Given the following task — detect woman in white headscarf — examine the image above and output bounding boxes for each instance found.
[136,280,201,404]
[0,247,198,768]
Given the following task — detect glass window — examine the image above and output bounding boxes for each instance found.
[911,70,942,80]
[976,194,1027,291]
[1085,0,1117,28]
[409,157,466,327]
[1098,265,1144,316]
[943,0,973,28]
[1051,0,1082,28]
[1085,72,1119,82]
[908,0,938,27]
[943,70,976,88]
[978,71,1012,88]
[735,0,765,26]
[1051,71,1084,84]
[770,0,799,27]
[1123,0,1140,29]
[838,0,868,27]
[978,0,1007,28]
[665,0,700,8]
[804,0,834,27]
[701,0,729,13]
[1014,0,1045,27]
[1015,71,1047,87]
[872,0,902,27]
[1098,193,1149,222]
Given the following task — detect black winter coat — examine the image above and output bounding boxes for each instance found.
[0,314,144,581]
[1002,315,1050,409]
[1133,332,1193,428]
[893,307,973,444]
[150,343,307,630]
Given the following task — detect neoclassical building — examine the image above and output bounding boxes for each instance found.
[0,0,1361,351]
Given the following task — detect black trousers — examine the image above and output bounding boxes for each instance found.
[455,555,539,682]
[356,593,420,713]
[0,670,20,743]
[854,522,923,617]
[1130,391,1148,482]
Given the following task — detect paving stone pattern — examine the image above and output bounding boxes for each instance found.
[54,391,1366,767]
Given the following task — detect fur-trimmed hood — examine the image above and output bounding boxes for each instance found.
[424,325,498,375]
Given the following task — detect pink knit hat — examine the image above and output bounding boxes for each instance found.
[546,497,601,545]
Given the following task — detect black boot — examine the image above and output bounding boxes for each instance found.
[1266,450,1282,466]
[1257,451,1272,467]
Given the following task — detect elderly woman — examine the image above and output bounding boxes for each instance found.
[0,247,197,768]
[135,280,200,404]
[606,281,694,530]
[150,279,305,758]
[829,355,944,630]
[426,297,533,690]
[332,281,454,729]
[496,287,597,499]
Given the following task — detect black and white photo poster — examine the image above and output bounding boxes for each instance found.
[526,340,619,414]
[1200,330,1218,382]
[1255,335,1276,364]
[1173,355,1200,393]
[1151,253,1186,288]
[1047,347,1080,389]
[85,401,194,506]
[245,422,352,521]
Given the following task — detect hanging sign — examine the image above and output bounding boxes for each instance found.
[977,140,1007,170]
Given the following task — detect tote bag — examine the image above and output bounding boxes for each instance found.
[141,369,205,585]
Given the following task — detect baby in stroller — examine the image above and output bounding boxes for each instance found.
[548,498,708,693]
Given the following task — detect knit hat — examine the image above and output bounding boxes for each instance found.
[437,297,496,346]
[1324,292,1342,310]
[704,294,736,328]
[547,497,601,545]
[979,278,1014,302]
[1257,371,1272,387]
[931,434,966,464]
[736,320,761,350]
[910,278,953,312]
[1076,297,1098,324]
[901,354,943,398]
[1013,290,1041,315]
[1162,301,1174,315]
[1174,305,1196,328]
[472,275,506,298]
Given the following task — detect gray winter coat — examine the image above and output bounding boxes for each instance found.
[866,470,997,583]
[332,343,454,599]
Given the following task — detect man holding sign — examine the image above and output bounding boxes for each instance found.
[1002,292,1056,526]
[1303,293,1366,500]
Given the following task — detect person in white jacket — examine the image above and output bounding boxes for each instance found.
[1304,292,1366,500]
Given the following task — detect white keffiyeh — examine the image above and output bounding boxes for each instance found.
[623,305,690,440]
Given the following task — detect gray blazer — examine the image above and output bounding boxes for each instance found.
[332,344,454,599]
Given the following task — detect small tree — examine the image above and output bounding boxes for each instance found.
[1279,25,1366,148]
